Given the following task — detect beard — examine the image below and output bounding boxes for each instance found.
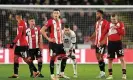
[96,16,101,21]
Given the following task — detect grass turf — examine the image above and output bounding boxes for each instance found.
[0,64,132,80]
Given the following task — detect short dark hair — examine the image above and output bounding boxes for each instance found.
[28,16,35,20]
[53,9,60,12]
[16,12,22,16]
[111,13,117,17]
[97,10,104,15]
[64,24,70,28]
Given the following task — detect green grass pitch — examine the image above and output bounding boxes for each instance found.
[0,64,132,80]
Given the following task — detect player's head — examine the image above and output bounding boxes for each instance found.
[15,12,22,21]
[52,9,60,20]
[111,13,118,24]
[28,17,35,28]
[64,24,71,35]
[96,10,104,21]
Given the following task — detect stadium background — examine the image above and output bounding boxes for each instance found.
[0,5,133,64]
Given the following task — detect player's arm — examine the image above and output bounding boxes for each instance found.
[100,21,109,45]
[100,23,109,43]
[115,22,125,36]
[40,20,53,42]
[10,25,23,48]
[40,26,50,41]
[70,31,76,49]
[13,26,23,43]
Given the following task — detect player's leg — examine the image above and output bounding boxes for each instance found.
[106,42,115,80]
[14,55,19,76]
[50,55,56,80]
[24,58,40,78]
[60,56,70,79]
[36,49,44,78]
[22,47,39,78]
[95,45,106,78]
[57,44,69,79]
[119,56,126,79]
[37,57,44,77]
[48,42,57,80]
[8,54,19,78]
[71,58,77,77]
[9,46,20,78]
[70,49,77,77]
[28,49,35,78]
[55,48,64,78]
[116,41,126,79]
[106,58,113,79]
[38,58,42,73]
[56,56,62,75]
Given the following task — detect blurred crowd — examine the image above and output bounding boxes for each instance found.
[0,8,133,48]
[0,9,99,48]
[0,0,133,5]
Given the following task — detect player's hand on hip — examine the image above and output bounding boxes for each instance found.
[10,42,15,48]
[100,40,104,46]
[48,38,55,42]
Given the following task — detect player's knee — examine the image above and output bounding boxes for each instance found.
[97,56,101,61]
[50,60,54,67]
[51,56,56,61]
[37,57,42,62]
[14,56,19,63]
[108,59,113,63]
[119,57,124,62]
[50,59,55,64]
[23,58,29,63]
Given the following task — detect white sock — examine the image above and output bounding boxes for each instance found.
[56,60,61,75]
[72,59,77,75]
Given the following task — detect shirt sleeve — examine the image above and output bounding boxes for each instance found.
[100,23,109,42]
[13,25,23,43]
[116,22,125,36]
[45,19,52,28]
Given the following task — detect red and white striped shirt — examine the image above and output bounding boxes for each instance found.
[95,19,108,46]
[13,20,28,46]
[45,18,63,44]
[26,26,41,49]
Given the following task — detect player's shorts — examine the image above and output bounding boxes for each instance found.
[28,48,42,60]
[95,44,106,54]
[107,40,124,59]
[14,46,29,58]
[49,42,66,56]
